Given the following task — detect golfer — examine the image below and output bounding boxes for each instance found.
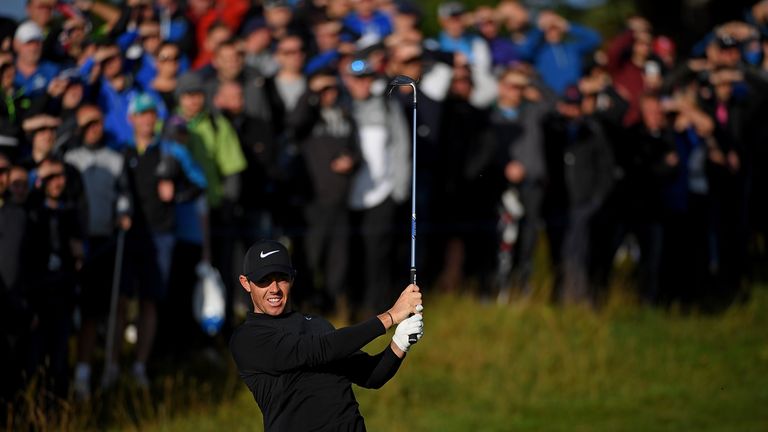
[230,239,424,431]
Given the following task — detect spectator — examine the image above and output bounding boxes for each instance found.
[606,16,662,126]
[264,0,303,41]
[7,165,30,205]
[20,114,61,166]
[241,17,279,78]
[104,93,206,388]
[543,85,614,304]
[24,0,58,59]
[176,72,247,331]
[0,153,30,402]
[213,80,277,244]
[64,105,128,400]
[269,34,308,119]
[200,38,273,124]
[385,41,452,281]
[93,43,165,148]
[305,19,344,76]
[473,6,519,71]
[52,16,91,67]
[289,71,360,312]
[14,21,60,100]
[25,157,84,398]
[518,10,601,95]
[608,93,678,303]
[0,55,24,159]
[434,64,500,295]
[150,41,182,111]
[19,115,88,224]
[434,1,491,70]
[659,84,716,304]
[489,68,550,299]
[343,0,393,47]
[132,21,167,90]
[193,21,232,70]
[342,58,410,316]
[155,0,196,61]
[53,74,86,153]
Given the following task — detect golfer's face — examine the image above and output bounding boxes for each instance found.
[250,272,292,316]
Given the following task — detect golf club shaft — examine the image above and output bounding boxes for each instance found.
[409,90,418,345]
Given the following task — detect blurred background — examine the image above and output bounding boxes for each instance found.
[1,0,767,430]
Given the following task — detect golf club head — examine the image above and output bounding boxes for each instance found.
[386,75,417,96]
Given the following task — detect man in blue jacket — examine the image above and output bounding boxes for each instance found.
[518,10,601,95]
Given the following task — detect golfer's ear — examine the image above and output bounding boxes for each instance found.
[239,275,251,292]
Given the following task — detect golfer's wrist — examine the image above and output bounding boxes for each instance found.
[377,310,397,329]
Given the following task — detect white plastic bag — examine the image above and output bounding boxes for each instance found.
[193,262,226,336]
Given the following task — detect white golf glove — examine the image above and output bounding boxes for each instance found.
[392,313,424,353]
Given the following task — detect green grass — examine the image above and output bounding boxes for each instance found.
[129,288,768,432]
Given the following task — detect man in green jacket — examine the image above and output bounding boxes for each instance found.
[176,71,247,327]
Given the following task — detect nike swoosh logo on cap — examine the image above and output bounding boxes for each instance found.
[260,250,280,258]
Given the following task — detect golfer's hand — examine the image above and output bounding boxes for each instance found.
[392,313,423,353]
[389,284,422,324]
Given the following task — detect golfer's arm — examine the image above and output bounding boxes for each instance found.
[343,346,404,389]
[231,317,387,372]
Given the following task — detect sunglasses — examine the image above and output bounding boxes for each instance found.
[158,54,179,62]
[0,166,9,175]
[277,48,302,56]
[42,172,65,182]
[80,118,103,129]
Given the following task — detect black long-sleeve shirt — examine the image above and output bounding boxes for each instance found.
[229,312,403,432]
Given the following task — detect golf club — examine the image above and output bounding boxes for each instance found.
[103,229,125,386]
[386,75,419,344]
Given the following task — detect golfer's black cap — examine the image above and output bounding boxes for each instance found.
[243,240,294,281]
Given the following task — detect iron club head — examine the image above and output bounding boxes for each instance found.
[386,75,417,96]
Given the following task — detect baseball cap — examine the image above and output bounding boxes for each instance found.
[264,0,290,9]
[437,2,465,19]
[176,72,205,96]
[241,17,268,37]
[128,92,158,115]
[242,240,295,281]
[14,21,44,44]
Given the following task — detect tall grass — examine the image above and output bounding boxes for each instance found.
[7,287,767,431]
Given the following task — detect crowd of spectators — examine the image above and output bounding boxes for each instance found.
[2,0,768,407]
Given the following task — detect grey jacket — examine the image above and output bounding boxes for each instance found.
[348,96,410,209]
[64,144,128,237]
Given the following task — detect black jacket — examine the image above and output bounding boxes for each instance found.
[544,114,615,212]
[289,92,360,206]
[230,312,403,432]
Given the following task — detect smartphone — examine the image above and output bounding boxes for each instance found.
[644,61,660,78]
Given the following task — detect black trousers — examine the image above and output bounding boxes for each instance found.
[350,198,396,312]
[304,202,350,304]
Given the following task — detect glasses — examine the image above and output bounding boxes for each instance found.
[80,118,103,129]
[158,54,179,62]
[277,48,302,56]
[0,166,9,174]
[42,172,65,182]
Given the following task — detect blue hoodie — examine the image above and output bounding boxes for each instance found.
[518,23,601,95]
